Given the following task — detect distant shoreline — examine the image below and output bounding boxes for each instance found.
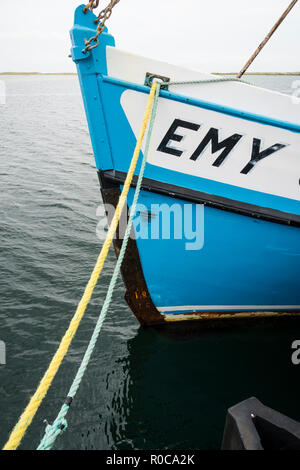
[0,72,299,76]
[0,72,76,76]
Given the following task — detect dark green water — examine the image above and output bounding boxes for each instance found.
[0,75,299,450]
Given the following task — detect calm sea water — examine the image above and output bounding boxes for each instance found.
[0,75,300,450]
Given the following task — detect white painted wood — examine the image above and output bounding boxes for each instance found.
[107,46,300,126]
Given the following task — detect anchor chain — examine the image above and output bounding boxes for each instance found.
[83,0,121,53]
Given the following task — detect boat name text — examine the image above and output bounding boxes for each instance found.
[157,118,288,174]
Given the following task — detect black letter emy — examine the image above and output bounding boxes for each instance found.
[157,119,200,157]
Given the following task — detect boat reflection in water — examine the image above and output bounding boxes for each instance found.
[64,318,300,450]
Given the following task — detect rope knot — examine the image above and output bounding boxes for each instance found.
[37,418,68,450]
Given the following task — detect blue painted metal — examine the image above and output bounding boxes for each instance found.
[71,6,300,317]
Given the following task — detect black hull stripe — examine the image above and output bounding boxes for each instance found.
[98,170,300,227]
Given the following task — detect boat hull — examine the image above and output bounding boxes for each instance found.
[100,170,300,325]
[71,6,300,325]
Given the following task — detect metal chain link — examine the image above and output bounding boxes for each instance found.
[83,0,100,13]
[83,0,120,53]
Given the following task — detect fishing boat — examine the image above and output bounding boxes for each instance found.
[70,4,300,326]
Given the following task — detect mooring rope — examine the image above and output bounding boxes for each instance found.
[3,70,256,451]
[167,77,253,86]
[35,75,255,450]
[37,82,160,450]
[3,81,158,451]
[145,75,254,89]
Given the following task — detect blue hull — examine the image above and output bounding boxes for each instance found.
[71,6,300,324]
[127,187,300,316]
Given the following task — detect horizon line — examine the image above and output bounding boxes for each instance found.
[1,71,300,76]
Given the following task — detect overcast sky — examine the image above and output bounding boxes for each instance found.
[0,0,299,73]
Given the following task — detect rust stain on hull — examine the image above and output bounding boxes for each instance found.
[101,184,163,326]
[164,311,300,322]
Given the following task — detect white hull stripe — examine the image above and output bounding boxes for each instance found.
[158,305,300,313]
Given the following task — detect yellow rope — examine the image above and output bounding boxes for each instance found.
[3,82,158,451]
